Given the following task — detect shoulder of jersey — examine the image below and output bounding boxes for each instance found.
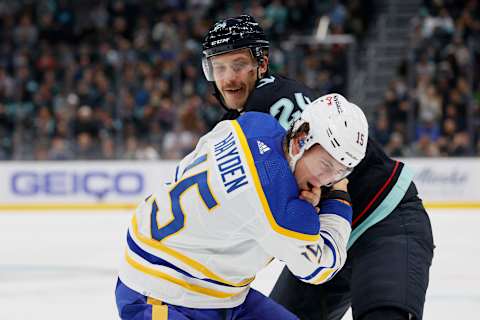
[256,75,277,89]
[236,112,285,138]
[256,74,313,94]
[255,74,295,90]
[235,113,287,178]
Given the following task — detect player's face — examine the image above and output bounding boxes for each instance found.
[211,49,264,110]
[294,144,350,189]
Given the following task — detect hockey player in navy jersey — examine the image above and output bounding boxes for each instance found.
[115,95,369,319]
[202,15,434,320]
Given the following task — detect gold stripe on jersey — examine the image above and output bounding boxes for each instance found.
[147,297,168,320]
[125,249,245,299]
[311,268,335,284]
[147,296,163,305]
[131,215,255,287]
[231,120,321,242]
[151,305,168,320]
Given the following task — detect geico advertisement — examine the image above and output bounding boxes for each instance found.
[0,161,177,203]
[0,159,478,207]
[403,158,480,202]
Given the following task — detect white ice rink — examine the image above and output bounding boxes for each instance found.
[0,209,478,319]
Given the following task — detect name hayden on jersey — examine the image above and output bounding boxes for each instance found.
[213,131,249,194]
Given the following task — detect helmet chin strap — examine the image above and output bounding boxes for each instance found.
[286,118,307,172]
[288,138,306,173]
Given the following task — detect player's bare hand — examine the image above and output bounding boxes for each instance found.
[300,184,321,209]
[331,178,349,192]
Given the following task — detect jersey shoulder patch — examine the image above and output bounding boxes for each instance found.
[256,75,276,88]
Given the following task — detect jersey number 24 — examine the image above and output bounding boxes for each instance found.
[270,92,311,129]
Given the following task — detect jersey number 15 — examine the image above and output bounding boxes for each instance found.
[151,171,218,241]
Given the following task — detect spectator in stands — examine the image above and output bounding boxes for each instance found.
[379,1,479,157]
[0,0,477,159]
[48,136,74,160]
[76,132,99,160]
[385,132,408,157]
[412,134,440,157]
[418,84,442,124]
[372,114,391,146]
[0,104,13,160]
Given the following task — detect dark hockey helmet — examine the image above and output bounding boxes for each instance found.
[202,15,269,81]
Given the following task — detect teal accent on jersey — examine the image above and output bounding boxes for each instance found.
[347,165,415,249]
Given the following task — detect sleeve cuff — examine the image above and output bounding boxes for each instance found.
[318,199,352,224]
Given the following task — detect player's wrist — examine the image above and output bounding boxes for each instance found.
[319,189,351,206]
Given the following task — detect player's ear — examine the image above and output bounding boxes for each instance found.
[291,135,304,156]
[258,55,268,77]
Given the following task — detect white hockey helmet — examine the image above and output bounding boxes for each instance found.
[288,93,369,176]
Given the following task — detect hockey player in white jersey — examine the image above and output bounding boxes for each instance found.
[115,94,369,320]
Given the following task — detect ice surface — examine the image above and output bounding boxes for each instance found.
[0,210,477,319]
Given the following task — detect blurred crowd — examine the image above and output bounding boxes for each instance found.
[0,0,367,160]
[0,0,477,161]
[372,0,480,157]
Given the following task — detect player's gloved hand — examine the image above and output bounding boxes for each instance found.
[318,179,351,206]
[332,178,348,192]
[300,182,322,213]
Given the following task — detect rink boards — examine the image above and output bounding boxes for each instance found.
[0,158,479,211]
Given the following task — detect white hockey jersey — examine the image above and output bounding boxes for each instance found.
[119,112,352,308]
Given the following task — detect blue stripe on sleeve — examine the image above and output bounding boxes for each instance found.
[319,199,352,224]
[320,229,341,265]
[174,165,179,182]
[182,154,207,176]
[320,230,342,270]
[298,236,337,281]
